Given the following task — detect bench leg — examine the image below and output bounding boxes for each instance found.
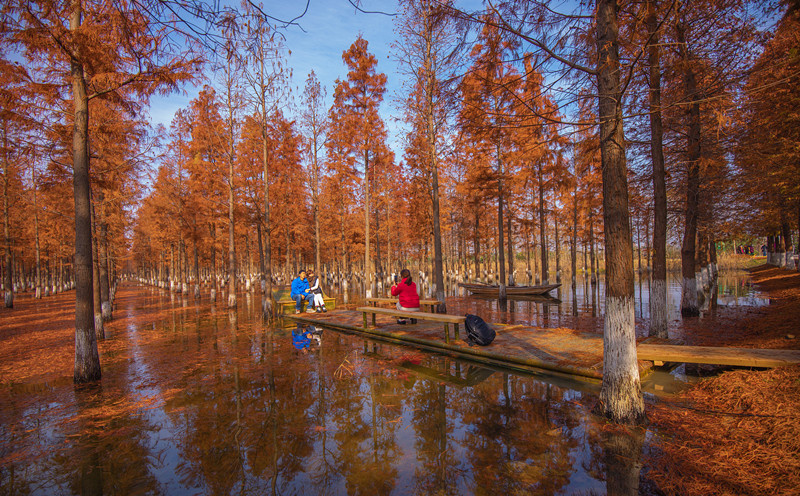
[372,313,376,326]
[363,312,368,329]
[454,323,459,341]
[444,323,450,344]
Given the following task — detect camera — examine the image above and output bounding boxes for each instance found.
[394,274,400,284]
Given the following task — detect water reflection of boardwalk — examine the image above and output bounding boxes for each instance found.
[289,309,800,379]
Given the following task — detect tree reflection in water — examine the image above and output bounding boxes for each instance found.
[0,285,646,495]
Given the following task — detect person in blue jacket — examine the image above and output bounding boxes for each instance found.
[290,270,312,314]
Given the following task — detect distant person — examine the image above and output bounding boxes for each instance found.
[307,269,327,313]
[290,270,312,314]
[391,268,420,325]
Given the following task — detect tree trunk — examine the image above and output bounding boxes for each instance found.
[697,229,709,290]
[170,243,175,291]
[33,169,42,299]
[635,218,642,273]
[506,211,514,285]
[590,216,597,285]
[374,203,382,283]
[677,17,701,317]
[71,0,101,383]
[90,199,103,339]
[596,0,644,424]
[262,121,273,318]
[709,237,718,278]
[313,135,321,273]
[525,220,532,283]
[496,145,506,300]
[781,217,793,267]
[555,219,561,283]
[2,122,12,309]
[387,200,392,280]
[645,209,651,271]
[180,240,187,293]
[537,161,548,284]
[571,179,578,287]
[364,148,372,297]
[256,220,264,291]
[427,60,447,311]
[98,204,112,320]
[210,223,217,301]
[473,210,480,282]
[227,130,237,309]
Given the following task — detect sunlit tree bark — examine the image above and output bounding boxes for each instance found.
[596,0,645,424]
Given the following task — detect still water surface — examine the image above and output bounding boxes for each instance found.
[0,271,762,495]
[340,270,767,336]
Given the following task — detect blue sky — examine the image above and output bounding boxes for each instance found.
[147,0,407,156]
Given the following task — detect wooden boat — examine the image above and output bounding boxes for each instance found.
[458,282,561,296]
[468,293,562,304]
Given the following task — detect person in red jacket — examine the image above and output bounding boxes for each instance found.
[390,268,420,324]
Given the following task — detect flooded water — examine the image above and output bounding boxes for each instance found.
[0,271,763,495]
[336,270,767,337]
[1,284,652,496]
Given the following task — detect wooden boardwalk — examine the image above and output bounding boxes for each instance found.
[287,309,617,382]
[637,343,800,368]
[285,309,800,379]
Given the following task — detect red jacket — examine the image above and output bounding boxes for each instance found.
[391,278,420,309]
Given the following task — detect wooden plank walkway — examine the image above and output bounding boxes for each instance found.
[285,309,800,381]
[637,343,800,368]
[286,309,615,381]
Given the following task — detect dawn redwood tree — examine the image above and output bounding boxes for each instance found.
[184,87,228,299]
[2,0,197,382]
[646,0,669,337]
[267,111,308,272]
[218,21,244,309]
[515,56,556,285]
[659,0,764,311]
[736,2,800,264]
[328,36,392,295]
[300,71,327,274]
[31,152,43,299]
[595,0,645,423]
[513,57,567,286]
[1,122,17,308]
[241,11,289,314]
[395,0,460,311]
[459,16,520,299]
[0,58,29,308]
[88,95,148,320]
[675,7,702,317]
[450,0,645,422]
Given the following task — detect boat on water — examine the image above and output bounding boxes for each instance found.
[458,282,561,296]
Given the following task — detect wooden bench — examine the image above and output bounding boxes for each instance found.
[365,297,443,313]
[356,306,465,344]
[272,285,336,315]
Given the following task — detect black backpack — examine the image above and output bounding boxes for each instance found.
[464,314,496,346]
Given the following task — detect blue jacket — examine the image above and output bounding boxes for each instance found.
[292,330,311,350]
[290,277,309,298]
